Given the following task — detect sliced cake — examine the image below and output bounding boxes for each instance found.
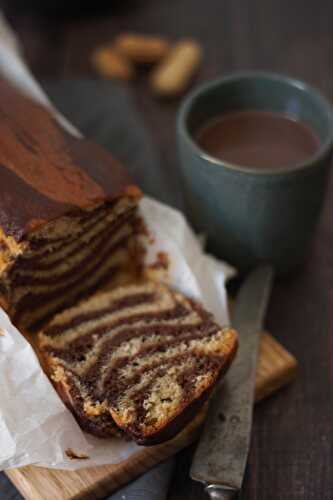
[0,77,141,331]
[39,281,238,445]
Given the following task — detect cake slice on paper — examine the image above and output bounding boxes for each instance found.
[39,281,238,445]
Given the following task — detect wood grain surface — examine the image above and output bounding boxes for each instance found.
[0,1,332,498]
[5,332,297,500]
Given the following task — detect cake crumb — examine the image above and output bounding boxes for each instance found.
[0,241,8,251]
[145,251,170,283]
[65,448,89,460]
[149,251,169,270]
[0,328,5,336]
[27,218,47,231]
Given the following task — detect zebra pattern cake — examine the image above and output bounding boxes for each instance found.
[0,77,141,331]
[39,281,238,445]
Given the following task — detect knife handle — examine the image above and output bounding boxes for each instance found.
[205,484,237,499]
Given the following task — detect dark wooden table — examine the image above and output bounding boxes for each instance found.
[1,1,333,499]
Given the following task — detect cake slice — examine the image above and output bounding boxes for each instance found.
[0,77,141,331]
[0,195,141,332]
[39,282,238,445]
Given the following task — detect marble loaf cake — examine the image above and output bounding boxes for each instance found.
[0,77,141,331]
[39,282,238,445]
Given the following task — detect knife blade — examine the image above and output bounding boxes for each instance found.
[190,265,274,499]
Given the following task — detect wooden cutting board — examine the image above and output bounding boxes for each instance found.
[6,333,297,500]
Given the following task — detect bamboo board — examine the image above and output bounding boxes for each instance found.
[6,333,297,500]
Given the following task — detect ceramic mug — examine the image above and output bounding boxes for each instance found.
[177,72,333,274]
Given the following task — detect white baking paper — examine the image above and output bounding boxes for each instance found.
[0,14,234,470]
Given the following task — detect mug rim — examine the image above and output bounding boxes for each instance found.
[177,71,333,176]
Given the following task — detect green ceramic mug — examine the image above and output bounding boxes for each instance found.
[177,72,333,274]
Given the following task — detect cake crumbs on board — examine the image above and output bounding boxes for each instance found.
[149,251,169,270]
[65,448,89,460]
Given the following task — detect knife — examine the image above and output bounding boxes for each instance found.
[190,265,274,499]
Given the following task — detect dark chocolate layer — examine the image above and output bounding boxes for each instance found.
[102,348,220,405]
[0,164,73,242]
[45,309,206,363]
[10,212,134,286]
[0,77,138,241]
[44,292,157,338]
[13,232,131,318]
[27,263,120,332]
[48,363,121,439]
[128,341,237,446]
